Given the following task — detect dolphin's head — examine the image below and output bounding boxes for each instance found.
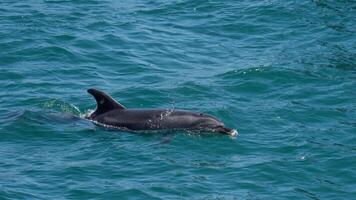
[194,113,237,136]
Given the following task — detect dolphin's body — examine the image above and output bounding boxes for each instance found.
[86,88,237,136]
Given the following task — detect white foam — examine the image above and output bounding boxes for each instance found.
[80,109,95,119]
[229,129,238,137]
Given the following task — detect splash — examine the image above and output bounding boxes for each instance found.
[41,99,81,115]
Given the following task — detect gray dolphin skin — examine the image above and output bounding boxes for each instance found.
[86,88,237,136]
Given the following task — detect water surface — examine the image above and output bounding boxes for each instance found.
[1,0,356,199]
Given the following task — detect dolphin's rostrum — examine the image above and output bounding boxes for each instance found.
[86,88,237,136]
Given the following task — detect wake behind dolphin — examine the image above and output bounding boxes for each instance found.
[86,88,237,136]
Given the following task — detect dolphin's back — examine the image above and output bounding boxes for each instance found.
[92,109,198,130]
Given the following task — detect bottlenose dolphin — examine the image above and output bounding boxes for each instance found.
[86,88,237,136]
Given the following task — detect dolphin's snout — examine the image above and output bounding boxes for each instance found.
[216,126,238,137]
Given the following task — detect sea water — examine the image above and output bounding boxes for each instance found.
[1,1,355,199]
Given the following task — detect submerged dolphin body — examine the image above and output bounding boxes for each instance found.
[86,88,237,136]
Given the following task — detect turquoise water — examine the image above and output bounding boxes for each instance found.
[1,0,356,199]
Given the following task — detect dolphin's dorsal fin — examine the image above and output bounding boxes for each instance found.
[87,88,125,115]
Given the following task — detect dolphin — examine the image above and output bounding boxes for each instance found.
[85,88,237,136]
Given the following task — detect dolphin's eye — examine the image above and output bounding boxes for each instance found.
[199,113,204,116]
